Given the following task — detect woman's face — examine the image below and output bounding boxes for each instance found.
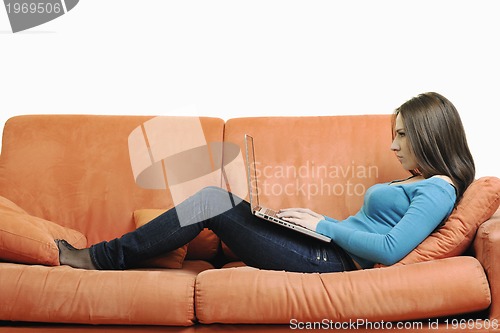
[391,114,419,171]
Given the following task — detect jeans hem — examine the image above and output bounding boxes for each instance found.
[89,244,105,270]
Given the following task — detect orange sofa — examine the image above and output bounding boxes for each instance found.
[0,115,499,332]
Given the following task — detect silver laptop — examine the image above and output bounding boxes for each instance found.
[244,134,331,243]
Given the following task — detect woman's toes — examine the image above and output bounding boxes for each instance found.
[58,239,78,251]
[55,239,97,270]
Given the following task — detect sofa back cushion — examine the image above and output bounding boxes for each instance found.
[0,115,224,252]
[224,115,408,219]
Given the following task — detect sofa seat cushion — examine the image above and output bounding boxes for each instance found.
[195,256,490,324]
[0,196,87,266]
[0,260,213,326]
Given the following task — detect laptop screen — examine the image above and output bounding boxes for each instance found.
[244,134,260,211]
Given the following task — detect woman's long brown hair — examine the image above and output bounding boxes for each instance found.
[392,92,475,202]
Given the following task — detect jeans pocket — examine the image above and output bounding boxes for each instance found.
[315,247,328,262]
[315,248,321,261]
[322,248,328,262]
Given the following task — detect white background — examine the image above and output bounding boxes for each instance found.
[0,0,498,177]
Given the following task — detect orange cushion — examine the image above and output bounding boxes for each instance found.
[392,177,500,266]
[196,257,490,324]
[186,228,220,260]
[0,196,87,266]
[133,209,188,269]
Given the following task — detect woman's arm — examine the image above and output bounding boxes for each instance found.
[315,184,455,265]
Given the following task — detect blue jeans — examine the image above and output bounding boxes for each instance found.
[90,187,356,273]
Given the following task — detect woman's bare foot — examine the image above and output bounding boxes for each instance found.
[55,239,97,270]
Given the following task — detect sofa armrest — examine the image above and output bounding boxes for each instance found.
[474,208,500,321]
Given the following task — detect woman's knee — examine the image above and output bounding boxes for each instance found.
[197,186,244,217]
[198,186,230,203]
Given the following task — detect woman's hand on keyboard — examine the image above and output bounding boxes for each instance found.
[276,208,323,231]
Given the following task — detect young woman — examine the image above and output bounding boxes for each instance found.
[56,92,475,272]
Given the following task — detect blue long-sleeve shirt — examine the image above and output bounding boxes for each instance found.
[316,177,456,269]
